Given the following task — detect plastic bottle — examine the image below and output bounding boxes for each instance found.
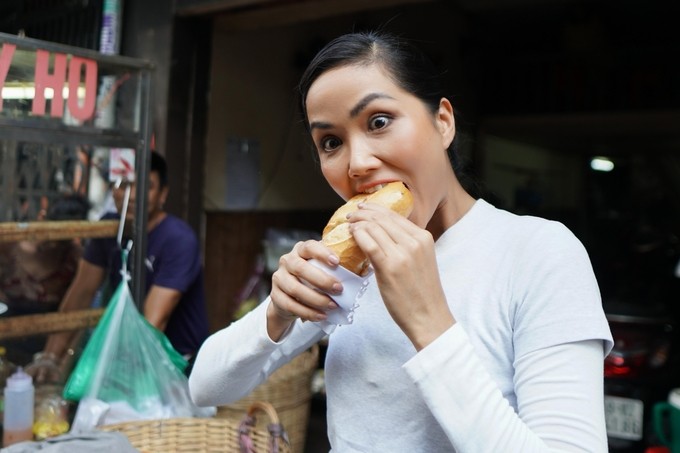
[3,367,34,447]
[0,347,17,437]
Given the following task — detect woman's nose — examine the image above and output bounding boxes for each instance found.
[348,141,380,178]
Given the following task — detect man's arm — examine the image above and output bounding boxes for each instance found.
[42,259,106,359]
[143,285,182,332]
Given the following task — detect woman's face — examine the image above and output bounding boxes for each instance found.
[305,63,457,230]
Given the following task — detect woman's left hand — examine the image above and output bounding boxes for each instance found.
[348,202,455,350]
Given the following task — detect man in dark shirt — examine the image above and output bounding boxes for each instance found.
[35,151,209,378]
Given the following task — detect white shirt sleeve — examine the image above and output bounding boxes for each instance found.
[188,298,325,407]
[404,324,608,452]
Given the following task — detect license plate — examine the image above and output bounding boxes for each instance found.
[604,395,644,440]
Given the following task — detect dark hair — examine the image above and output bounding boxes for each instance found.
[297,30,465,174]
[46,194,90,221]
[151,151,168,188]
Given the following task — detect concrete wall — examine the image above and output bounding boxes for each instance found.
[204,27,338,211]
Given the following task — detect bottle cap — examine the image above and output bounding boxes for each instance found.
[7,366,33,391]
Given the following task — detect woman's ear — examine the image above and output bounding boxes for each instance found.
[436,98,456,149]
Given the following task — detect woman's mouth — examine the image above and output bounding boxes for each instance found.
[363,181,409,194]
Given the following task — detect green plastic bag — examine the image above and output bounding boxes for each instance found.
[65,249,214,430]
[63,274,187,406]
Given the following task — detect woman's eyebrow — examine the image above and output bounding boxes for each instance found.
[309,120,332,131]
[308,92,394,131]
[349,92,394,118]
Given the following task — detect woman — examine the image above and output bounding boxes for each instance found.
[190,31,613,452]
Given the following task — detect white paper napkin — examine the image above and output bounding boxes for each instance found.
[307,259,372,334]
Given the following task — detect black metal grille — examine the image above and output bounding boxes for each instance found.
[0,141,87,221]
[0,0,103,50]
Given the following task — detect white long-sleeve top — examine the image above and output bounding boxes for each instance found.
[190,199,614,452]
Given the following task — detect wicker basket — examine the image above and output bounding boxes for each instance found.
[100,401,291,453]
[217,345,320,453]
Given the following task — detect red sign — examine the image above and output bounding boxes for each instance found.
[0,42,98,121]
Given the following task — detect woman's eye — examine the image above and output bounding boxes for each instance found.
[320,136,342,152]
[369,115,391,131]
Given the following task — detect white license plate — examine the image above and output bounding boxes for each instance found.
[604,395,644,440]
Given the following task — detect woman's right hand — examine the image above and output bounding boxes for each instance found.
[266,239,342,340]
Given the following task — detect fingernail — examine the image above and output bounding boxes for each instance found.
[327,301,339,310]
[329,254,339,265]
[331,283,343,294]
[315,313,327,321]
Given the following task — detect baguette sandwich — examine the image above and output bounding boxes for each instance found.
[321,181,414,275]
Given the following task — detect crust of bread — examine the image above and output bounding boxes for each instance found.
[322,223,370,276]
[322,195,366,236]
[321,182,414,275]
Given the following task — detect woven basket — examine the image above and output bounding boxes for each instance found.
[217,345,320,453]
[100,401,291,453]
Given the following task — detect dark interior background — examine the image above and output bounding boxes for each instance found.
[2,0,680,356]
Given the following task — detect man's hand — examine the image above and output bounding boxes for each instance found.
[24,352,63,385]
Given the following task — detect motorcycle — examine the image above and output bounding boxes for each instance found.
[604,301,677,452]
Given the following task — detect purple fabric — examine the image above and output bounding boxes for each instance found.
[239,416,256,453]
[84,213,209,356]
